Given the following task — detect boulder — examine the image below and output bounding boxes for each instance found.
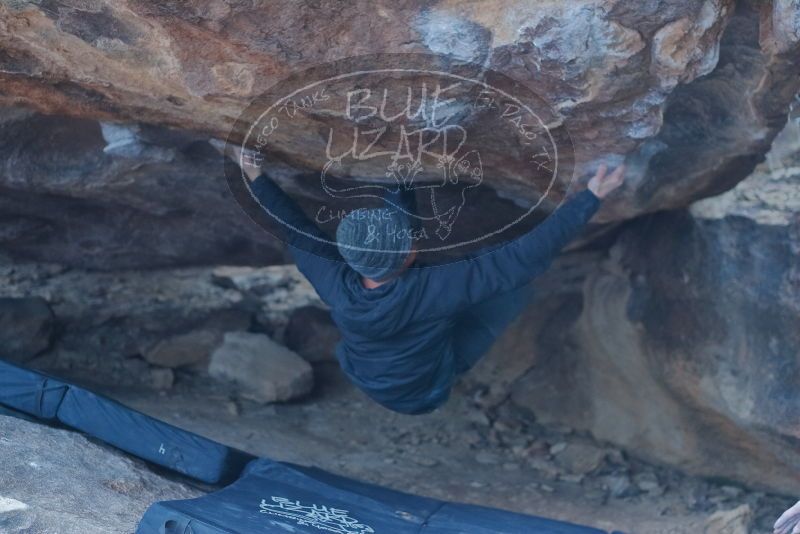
[210,265,324,337]
[143,329,222,369]
[209,332,314,403]
[0,297,54,363]
[552,442,607,477]
[284,306,341,363]
[0,0,796,236]
[148,367,175,390]
[0,415,201,533]
[0,262,292,387]
[704,504,752,534]
[42,266,248,380]
[0,110,283,270]
[480,118,800,494]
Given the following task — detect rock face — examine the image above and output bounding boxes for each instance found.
[620,0,800,219]
[0,107,284,270]
[0,261,250,386]
[0,261,319,389]
[0,0,797,225]
[0,297,54,363]
[471,115,800,494]
[209,332,314,403]
[0,415,201,533]
[284,305,341,363]
[520,208,800,493]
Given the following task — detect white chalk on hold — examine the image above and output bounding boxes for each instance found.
[0,496,28,514]
[100,121,175,161]
[100,121,143,156]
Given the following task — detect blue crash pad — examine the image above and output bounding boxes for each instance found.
[0,359,253,484]
[0,359,68,420]
[56,386,253,484]
[138,458,610,534]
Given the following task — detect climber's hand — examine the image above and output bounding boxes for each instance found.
[209,138,263,182]
[774,500,800,534]
[588,163,625,199]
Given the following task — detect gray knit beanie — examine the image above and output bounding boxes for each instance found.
[336,207,413,281]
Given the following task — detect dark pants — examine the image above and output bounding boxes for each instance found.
[451,280,536,374]
[401,280,536,416]
[390,187,536,373]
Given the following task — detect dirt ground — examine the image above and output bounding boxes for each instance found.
[103,362,792,534]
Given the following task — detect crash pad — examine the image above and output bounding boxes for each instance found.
[0,359,68,420]
[137,458,612,534]
[0,359,253,484]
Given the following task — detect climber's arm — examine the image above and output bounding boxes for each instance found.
[414,164,624,317]
[247,173,346,304]
[415,189,600,315]
[211,138,345,303]
[248,172,336,251]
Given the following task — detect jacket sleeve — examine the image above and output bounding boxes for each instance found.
[248,173,346,304]
[414,189,601,317]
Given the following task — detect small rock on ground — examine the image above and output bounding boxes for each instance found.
[553,442,606,476]
[148,367,175,390]
[284,305,340,363]
[209,332,313,403]
[704,504,752,534]
[144,329,222,368]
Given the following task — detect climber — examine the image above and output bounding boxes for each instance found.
[215,140,624,415]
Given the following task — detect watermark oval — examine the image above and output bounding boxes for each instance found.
[223,53,575,266]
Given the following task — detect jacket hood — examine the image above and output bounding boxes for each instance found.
[332,268,420,337]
